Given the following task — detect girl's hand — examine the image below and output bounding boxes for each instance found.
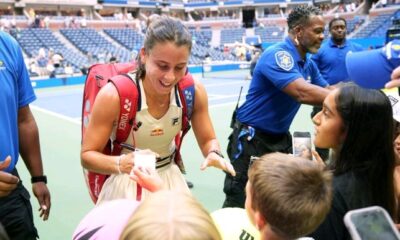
[129,166,163,192]
[312,150,326,169]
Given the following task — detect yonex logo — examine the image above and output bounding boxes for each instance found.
[184,89,194,118]
[124,99,131,112]
[184,90,193,101]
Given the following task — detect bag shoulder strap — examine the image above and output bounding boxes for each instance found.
[174,73,196,172]
[178,73,195,123]
[109,74,140,155]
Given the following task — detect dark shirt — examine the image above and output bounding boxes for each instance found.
[309,171,373,240]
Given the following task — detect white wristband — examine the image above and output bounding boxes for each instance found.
[117,154,125,174]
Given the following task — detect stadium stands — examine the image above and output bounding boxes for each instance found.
[353,12,396,38]
[0,0,398,78]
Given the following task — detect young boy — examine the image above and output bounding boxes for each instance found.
[245,153,332,240]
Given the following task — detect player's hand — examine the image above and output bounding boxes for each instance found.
[200,152,236,176]
[119,152,135,174]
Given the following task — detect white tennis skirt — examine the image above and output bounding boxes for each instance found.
[96,162,190,205]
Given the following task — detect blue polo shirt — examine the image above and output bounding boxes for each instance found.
[237,37,328,134]
[311,38,364,85]
[0,31,36,172]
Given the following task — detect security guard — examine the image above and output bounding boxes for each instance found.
[223,5,331,208]
[311,17,363,160]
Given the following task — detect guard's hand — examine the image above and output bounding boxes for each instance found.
[0,156,19,197]
[200,152,236,176]
[33,182,51,221]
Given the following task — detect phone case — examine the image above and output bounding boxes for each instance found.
[344,206,400,240]
[292,131,312,160]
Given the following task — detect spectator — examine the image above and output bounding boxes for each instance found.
[43,16,50,29]
[80,17,87,28]
[36,47,48,76]
[51,52,63,69]
[346,39,400,89]
[309,84,398,239]
[120,190,222,240]
[81,52,96,75]
[64,63,74,76]
[109,56,118,64]
[387,66,400,88]
[73,166,163,240]
[246,153,332,240]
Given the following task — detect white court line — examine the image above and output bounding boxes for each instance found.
[208,94,243,99]
[209,100,245,109]
[31,105,81,125]
[204,81,246,87]
[31,100,244,126]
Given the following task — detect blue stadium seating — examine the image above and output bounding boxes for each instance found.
[353,12,396,38]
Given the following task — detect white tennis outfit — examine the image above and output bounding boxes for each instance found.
[97,78,190,204]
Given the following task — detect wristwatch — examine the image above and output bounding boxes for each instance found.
[31,175,47,184]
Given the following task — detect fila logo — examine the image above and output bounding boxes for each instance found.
[172,117,179,126]
[124,99,131,112]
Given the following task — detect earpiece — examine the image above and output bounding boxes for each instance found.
[294,36,300,46]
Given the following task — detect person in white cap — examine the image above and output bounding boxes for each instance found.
[346,40,400,89]
[386,66,400,89]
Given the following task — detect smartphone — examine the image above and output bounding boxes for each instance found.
[292,131,312,160]
[344,206,400,240]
